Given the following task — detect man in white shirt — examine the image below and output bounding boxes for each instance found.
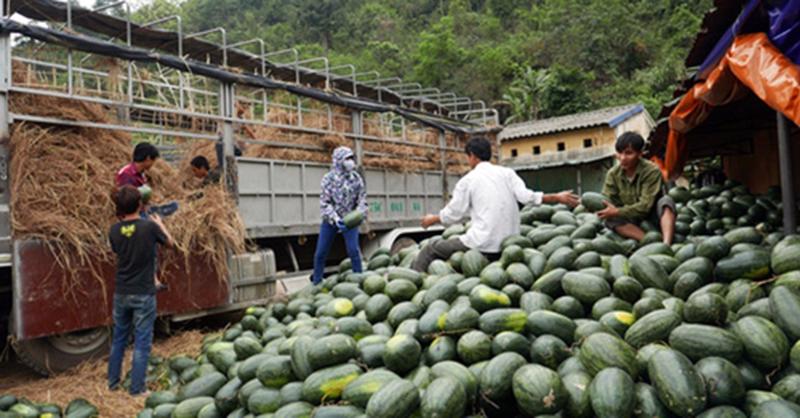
[413,137,579,272]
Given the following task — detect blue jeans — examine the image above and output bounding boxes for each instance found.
[107,293,157,394]
[312,221,362,284]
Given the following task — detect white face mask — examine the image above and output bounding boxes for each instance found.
[343,159,356,171]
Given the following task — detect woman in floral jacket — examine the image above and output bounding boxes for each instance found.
[311,146,368,284]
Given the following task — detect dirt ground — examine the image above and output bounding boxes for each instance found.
[0,318,236,417]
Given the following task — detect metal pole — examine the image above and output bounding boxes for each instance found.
[777,112,797,233]
[329,64,356,95]
[352,111,363,165]
[185,27,227,67]
[222,83,236,194]
[0,2,10,141]
[67,0,73,94]
[125,3,132,107]
[439,130,448,199]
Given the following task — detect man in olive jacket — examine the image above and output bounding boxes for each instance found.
[598,132,676,245]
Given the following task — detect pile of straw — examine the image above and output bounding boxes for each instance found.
[199,101,471,173]
[8,92,246,293]
[1,330,206,417]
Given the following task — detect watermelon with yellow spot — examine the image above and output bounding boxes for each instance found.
[478,308,528,335]
[326,298,355,318]
[341,369,400,409]
[599,310,636,336]
[301,364,362,404]
[437,304,480,333]
[383,334,422,374]
[469,285,512,312]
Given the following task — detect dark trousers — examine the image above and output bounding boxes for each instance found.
[107,293,156,394]
[412,238,471,273]
[312,221,363,283]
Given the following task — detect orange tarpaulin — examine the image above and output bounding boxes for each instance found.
[656,33,800,180]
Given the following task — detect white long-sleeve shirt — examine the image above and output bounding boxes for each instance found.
[439,162,543,253]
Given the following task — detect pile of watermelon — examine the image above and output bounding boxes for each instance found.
[0,396,98,418]
[136,180,800,418]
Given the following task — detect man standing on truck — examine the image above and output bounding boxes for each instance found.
[107,185,174,396]
[116,142,178,217]
[116,142,158,189]
[189,155,221,187]
[597,131,677,245]
[414,136,579,272]
[310,146,368,284]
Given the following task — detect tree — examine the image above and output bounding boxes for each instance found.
[501,67,551,123]
[171,0,712,111]
[411,16,466,90]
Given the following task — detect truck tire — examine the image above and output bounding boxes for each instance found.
[11,324,109,376]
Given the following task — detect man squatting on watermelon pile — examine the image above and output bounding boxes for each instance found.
[597,132,677,245]
[414,136,580,272]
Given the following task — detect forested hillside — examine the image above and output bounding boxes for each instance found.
[102,0,712,122]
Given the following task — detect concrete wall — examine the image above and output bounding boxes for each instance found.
[501,126,615,159]
[615,111,656,139]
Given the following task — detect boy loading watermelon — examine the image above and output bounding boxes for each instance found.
[115,142,179,291]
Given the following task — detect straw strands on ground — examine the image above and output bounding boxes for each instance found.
[0,331,206,417]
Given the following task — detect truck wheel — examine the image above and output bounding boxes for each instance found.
[11,326,110,376]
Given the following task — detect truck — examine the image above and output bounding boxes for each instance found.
[0,0,498,374]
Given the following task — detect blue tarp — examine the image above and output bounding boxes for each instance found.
[697,0,800,79]
[697,0,761,79]
[769,0,800,63]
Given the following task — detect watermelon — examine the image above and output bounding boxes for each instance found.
[589,367,635,418]
[301,364,362,404]
[383,334,422,374]
[578,332,638,377]
[512,364,567,415]
[364,379,421,418]
[420,377,467,418]
[341,369,399,409]
[648,349,707,417]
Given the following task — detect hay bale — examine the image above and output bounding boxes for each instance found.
[8,93,245,290]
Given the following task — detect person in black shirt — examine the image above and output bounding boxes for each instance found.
[107,185,173,396]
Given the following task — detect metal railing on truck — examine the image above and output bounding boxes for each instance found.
[0,0,497,374]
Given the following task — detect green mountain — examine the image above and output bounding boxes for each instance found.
[112,0,711,122]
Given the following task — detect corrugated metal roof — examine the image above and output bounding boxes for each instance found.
[498,103,644,142]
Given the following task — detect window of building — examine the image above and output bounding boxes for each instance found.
[511,149,518,157]
[533,146,541,155]
[557,142,566,152]
[583,138,593,148]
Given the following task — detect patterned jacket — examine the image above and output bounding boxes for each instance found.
[320,147,368,224]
